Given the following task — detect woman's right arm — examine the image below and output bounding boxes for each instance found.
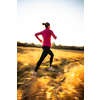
[35,32,43,43]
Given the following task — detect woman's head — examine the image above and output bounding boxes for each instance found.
[42,22,50,29]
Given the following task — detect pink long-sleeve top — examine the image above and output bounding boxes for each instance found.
[35,28,57,47]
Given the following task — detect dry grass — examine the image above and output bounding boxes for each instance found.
[17,46,84,100]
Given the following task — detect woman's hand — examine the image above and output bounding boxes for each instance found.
[40,39,43,43]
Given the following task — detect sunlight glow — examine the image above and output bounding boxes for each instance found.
[17,0,84,46]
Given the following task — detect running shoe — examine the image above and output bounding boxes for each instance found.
[48,66,55,71]
[31,70,37,77]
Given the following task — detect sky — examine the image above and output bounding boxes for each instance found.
[17,0,84,46]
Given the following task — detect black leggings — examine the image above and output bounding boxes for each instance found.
[34,46,54,72]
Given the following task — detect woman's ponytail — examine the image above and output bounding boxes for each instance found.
[42,23,45,25]
[42,22,50,28]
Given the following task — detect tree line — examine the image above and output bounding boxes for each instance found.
[17,41,84,51]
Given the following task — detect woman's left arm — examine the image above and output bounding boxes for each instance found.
[50,30,57,39]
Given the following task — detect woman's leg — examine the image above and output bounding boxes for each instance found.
[34,47,48,72]
[48,50,54,66]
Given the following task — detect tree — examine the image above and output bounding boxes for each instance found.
[51,42,56,47]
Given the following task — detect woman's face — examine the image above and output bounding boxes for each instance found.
[48,25,50,29]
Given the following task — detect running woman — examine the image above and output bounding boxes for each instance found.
[31,22,57,76]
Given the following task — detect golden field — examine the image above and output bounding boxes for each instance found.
[17,46,84,100]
